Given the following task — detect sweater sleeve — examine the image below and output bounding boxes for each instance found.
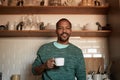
[32,46,44,75]
[75,50,86,80]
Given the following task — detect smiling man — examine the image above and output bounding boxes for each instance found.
[56,18,72,44]
[32,18,86,80]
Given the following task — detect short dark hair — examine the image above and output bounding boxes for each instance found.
[56,18,72,29]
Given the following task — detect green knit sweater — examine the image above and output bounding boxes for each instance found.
[32,42,86,80]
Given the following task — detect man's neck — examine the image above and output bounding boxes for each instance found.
[57,40,69,45]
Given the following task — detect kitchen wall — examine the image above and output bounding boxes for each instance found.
[0,14,109,80]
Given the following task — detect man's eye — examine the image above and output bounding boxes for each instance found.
[66,27,71,29]
[67,27,70,29]
[58,27,62,29]
[57,27,71,30]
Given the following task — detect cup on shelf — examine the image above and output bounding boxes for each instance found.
[48,0,61,6]
[73,24,83,31]
[87,74,93,80]
[93,74,102,80]
[83,23,98,31]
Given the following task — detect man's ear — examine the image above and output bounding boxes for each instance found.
[55,29,57,33]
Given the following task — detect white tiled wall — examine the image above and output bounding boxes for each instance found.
[0,37,109,80]
[0,14,108,80]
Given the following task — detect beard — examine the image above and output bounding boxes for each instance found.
[58,32,71,42]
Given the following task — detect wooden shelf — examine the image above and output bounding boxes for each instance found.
[0,6,109,14]
[0,6,110,37]
[0,30,111,37]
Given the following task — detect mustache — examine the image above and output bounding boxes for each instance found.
[60,32,69,36]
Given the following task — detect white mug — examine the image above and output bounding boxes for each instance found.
[87,74,93,80]
[54,58,64,66]
[93,74,102,80]
[102,74,109,80]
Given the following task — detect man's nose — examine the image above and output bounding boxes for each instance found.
[63,28,67,32]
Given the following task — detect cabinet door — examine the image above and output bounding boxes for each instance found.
[85,58,104,74]
[107,0,120,80]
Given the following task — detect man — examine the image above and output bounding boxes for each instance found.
[32,18,86,80]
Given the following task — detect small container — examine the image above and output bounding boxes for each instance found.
[82,0,88,6]
[84,23,98,31]
[87,74,93,80]
[94,0,101,6]
[48,0,61,6]
[11,74,20,80]
[93,74,102,80]
[87,0,94,6]
[82,0,94,6]
[16,0,24,6]
[102,74,109,80]
[9,23,15,30]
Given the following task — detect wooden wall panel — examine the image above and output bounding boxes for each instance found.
[85,58,104,74]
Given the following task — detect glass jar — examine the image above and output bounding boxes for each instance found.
[48,0,61,6]
[87,0,94,6]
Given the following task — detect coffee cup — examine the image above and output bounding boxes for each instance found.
[87,74,93,80]
[93,74,102,80]
[54,58,64,66]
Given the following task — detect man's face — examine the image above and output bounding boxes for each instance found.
[56,20,72,43]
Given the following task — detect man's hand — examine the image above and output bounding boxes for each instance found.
[45,58,55,69]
